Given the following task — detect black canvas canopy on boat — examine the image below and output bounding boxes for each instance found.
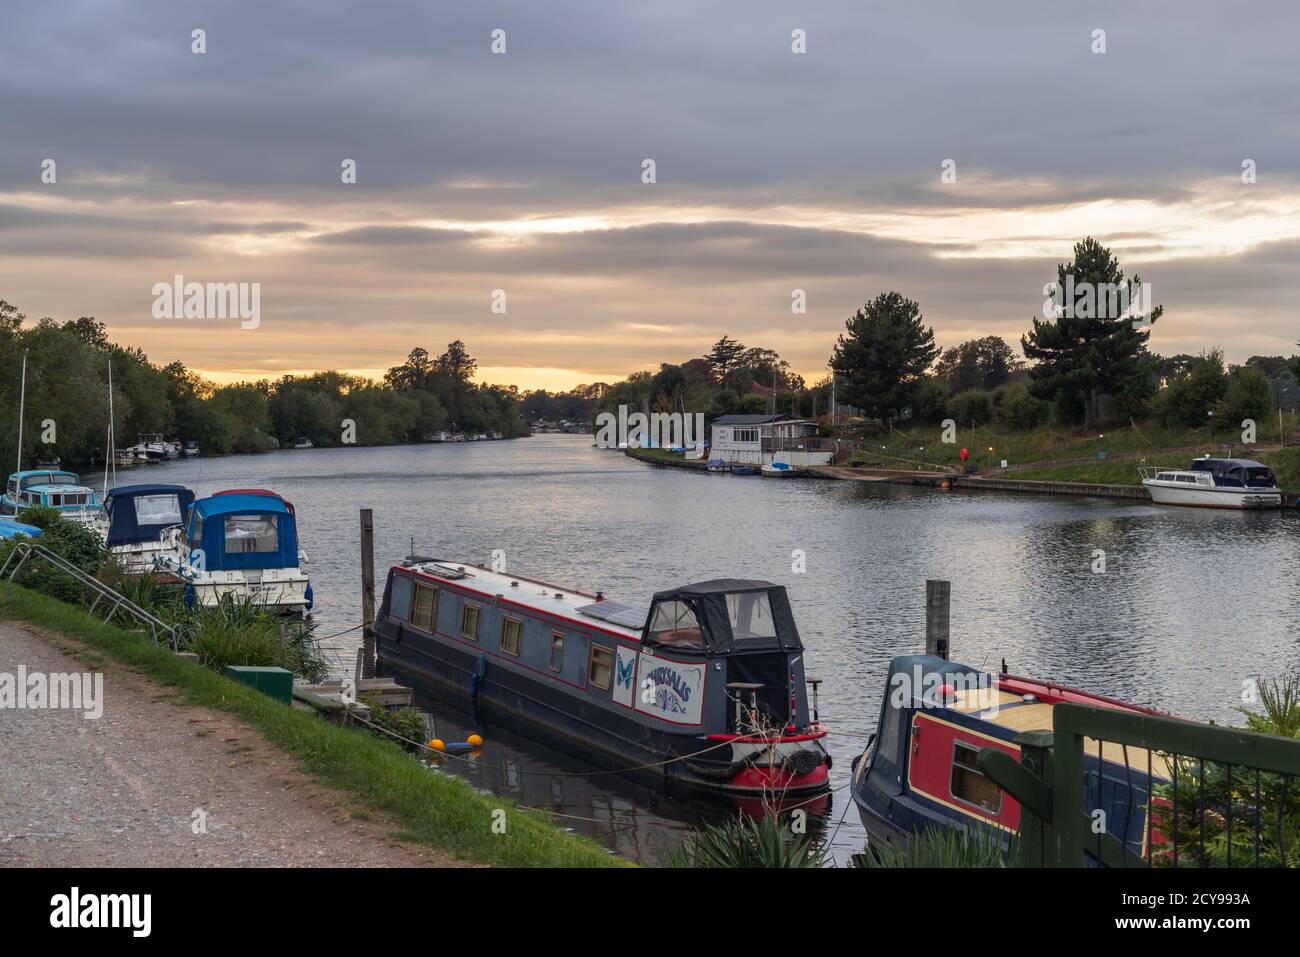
[1189,458,1278,488]
[645,579,802,655]
[103,483,194,546]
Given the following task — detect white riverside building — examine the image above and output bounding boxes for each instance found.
[708,414,835,467]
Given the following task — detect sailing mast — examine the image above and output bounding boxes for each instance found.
[15,350,27,474]
[103,358,116,496]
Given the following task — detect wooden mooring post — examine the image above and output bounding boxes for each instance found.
[925,579,950,660]
[360,508,376,679]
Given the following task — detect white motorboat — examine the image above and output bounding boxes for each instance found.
[1138,457,1283,509]
[760,461,797,478]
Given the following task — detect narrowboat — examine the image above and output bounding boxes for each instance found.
[97,483,195,574]
[1138,456,1282,509]
[375,562,831,797]
[851,655,1170,861]
[155,491,313,615]
[1,469,100,525]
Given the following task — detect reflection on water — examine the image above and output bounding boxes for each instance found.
[122,436,1300,864]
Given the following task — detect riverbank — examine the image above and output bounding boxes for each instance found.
[0,582,625,868]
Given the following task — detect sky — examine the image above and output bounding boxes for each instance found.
[1,1,1298,391]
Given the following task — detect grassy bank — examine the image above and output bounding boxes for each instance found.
[0,581,625,868]
[839,421,1300,490]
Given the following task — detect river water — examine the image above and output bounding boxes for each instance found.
[115,435,1300,865]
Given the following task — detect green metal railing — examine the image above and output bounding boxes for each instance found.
[978,702,1300,867]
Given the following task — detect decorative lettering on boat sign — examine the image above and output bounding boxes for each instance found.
[612,645,636,708]
[634,651,705,725]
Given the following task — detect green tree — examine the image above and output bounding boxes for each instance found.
[1021,237,1162,426]
[1222,365,1271,425]
[1154,349,1228,427]
[703,336,746,382]
[934,336,1022,394]
[829,292,940,427]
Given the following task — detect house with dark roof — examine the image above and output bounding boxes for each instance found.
[709,414,834,466]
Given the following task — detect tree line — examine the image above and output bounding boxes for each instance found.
[594,237,1300,436]
[0,301,532,468]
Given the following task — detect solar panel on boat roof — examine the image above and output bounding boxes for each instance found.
[575,601,648,630]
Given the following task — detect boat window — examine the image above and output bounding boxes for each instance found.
[389,575,412,619]
[1155,473,1173,482]
[588,645,614,690]
[950,741,1002,814]
[50,494,62,507]
[223,514,279,553]
[500,617,522,656]
[410,583,438,631]
[460,602,481,640]
[647,600,705,650]
[726,591,778,642]
[550,632,565,672]
[134,494,182,526]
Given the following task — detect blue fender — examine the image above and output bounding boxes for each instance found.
[469,654,488,700]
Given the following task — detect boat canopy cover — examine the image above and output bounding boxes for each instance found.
[103,483,194,546]
[645,579,802,655]
[1189,458,1277,487]
[187,493,299,571]
[13,470,84,491]
[0,519,42,540]
[865,655,986,801]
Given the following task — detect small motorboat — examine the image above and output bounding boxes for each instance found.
[732,465,759,476]
[97,483,195,574]
[1139,456,1282,509]
[1,469,100,525]
[182,440,200,457]
[760,461,796,478]
[155,490,312,616]
[706,458,730,473]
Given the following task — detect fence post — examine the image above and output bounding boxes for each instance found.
[360,508,376,679]
[925,580,950,660]
[1052,726,1085,867]
[1014,730,1054,867]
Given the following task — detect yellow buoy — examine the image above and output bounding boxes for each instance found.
[466,733,484,748]
[428,738,446,752]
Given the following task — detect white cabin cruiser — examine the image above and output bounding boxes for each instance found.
[1139,456,1282,509]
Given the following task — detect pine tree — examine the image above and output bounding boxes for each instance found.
[1021,237,1162,427]
[829,292,939,427]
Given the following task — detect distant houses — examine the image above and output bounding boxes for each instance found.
[709,414,834,466]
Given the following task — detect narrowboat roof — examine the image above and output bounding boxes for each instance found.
[401,560,644,638]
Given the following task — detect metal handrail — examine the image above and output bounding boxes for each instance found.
[0,540,178,649]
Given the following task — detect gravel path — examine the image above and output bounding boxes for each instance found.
[0,620,461,867]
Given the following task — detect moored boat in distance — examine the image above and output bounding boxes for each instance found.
[760,461,796,478]
[97,483,195,574]
[375,563,831,797]
[156,490,312,616]
[182,440,200,457]
[851,654,1170,862]
[1139,456,1282,509]
[1,469,100,525]
[706,458,730,473]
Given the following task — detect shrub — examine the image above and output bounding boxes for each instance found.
[664,813,827,868]
[852,825,1015,868]
[177,593,327,681]
[8,508,109,604]
[995,383,1050,430]
[948,389,995,427]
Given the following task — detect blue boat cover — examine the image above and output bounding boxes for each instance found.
[186,493,299,571]
[0,519,42,540]
[104,484,195,546]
